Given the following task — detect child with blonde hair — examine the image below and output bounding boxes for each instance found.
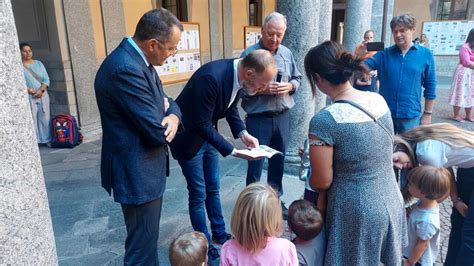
[169,231,208,266]
[402,166,451,266]
[220,183,298,265]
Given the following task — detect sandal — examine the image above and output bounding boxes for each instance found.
[465,116,474,122]
[453,116,465,122]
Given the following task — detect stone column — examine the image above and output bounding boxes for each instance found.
[316,0,332,112]
[222,0,233,58]
[0,0,57,263]
[343,0,373,52]
[277,0,319,175]
[209,0,223,60]
[62,1,101,130]
[371,0,384,41]
[101,0,126,54]
[319,0,332,43]
[382,0,394,46]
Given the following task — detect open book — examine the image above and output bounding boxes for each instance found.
[234,145,282,160]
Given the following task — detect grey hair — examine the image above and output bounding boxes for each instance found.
[241,49,276,73]
[133,8,183,42]
[390,13,416,30]
[263,12,287,29]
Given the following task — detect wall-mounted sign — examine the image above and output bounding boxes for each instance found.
[422,20,474,55]
[155,22,201,85]
[244,26,262,49]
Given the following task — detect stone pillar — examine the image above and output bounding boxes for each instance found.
[101,0,126,54]
[62,1,101,130]
[316,0,332,112]
[222,0,233,58]
[371,0,384,41]
[382,0,394,46]
[0,0,57,263]
[277,0,319,175]
[319,0,332,43]
[209,0,223,60]
[343,0,373,52]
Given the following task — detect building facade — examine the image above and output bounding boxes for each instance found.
[12,0,473,136]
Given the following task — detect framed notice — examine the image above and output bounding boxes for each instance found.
[155,22,201,85]
[422,20,474,55]
[244,26,262,49]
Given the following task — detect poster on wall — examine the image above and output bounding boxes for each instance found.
[155,22,201,85]
[244,26,262,49]
[422,20,474,55]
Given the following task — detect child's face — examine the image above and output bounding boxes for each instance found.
[407,182,424,200]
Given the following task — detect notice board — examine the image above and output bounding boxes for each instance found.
[244,26,262,49]
[156,23,201,85]
[422,20,474,55]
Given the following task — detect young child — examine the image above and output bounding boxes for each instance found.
[220,183,298,265]
[288,199,326,266]
[402,166,451,266]
[299,140,318,204]
[169,231,208,266]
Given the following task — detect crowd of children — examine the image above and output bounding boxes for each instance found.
[168,164,453,266]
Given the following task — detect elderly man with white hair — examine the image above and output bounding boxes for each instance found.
[240,12,302,218]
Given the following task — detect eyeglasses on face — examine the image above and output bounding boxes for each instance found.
[154,39,178,56]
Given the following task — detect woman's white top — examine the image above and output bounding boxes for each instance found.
[416,139,474,168]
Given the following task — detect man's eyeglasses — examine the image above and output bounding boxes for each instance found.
[155,39,178,56]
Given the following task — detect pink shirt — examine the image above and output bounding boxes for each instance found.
[220,237,298,266]
[459,43,474,67]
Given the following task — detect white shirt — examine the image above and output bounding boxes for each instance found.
[127,37,150,66]
[416,139,474,168]
[228,58,242,108]
[403,202,440,266]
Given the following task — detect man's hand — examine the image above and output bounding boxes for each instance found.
[164,97,169,113]
[420,113,432,125]
[239,131,259,148]
[275,82,294,95]
[262,81,279,95]
[455,200,469,217]
[161,114,180,143]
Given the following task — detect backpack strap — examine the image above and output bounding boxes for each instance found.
[334,99,394,142]
[23,64,43,84]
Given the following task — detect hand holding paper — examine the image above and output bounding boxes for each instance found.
[233,145,282,161]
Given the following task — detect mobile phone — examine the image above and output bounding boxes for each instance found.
[276,72,283,83]
[367,42,384,51]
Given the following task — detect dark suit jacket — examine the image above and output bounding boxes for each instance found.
[94,38,181,205]
[170,59,245,161]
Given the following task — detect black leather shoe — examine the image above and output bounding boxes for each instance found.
[212,233,232,245]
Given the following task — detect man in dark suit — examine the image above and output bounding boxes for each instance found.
[170,49,276,260]
[94,9,182,265]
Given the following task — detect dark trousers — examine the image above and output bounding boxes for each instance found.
[445,167,474,265]
[245,111,290,196]
[121,197,163,266]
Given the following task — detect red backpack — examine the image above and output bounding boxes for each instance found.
[50,114,83,148]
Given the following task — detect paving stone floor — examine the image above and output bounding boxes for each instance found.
[40,77,473,265]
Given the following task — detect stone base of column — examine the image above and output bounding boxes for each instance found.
[260,152,301,177]
[284,152,303,177]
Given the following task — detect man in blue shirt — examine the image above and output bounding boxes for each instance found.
[365,13,436,134]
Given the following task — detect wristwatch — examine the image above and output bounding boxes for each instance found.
[423,110,433,115]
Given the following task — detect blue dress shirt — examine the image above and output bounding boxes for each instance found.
[365,44,436,119]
